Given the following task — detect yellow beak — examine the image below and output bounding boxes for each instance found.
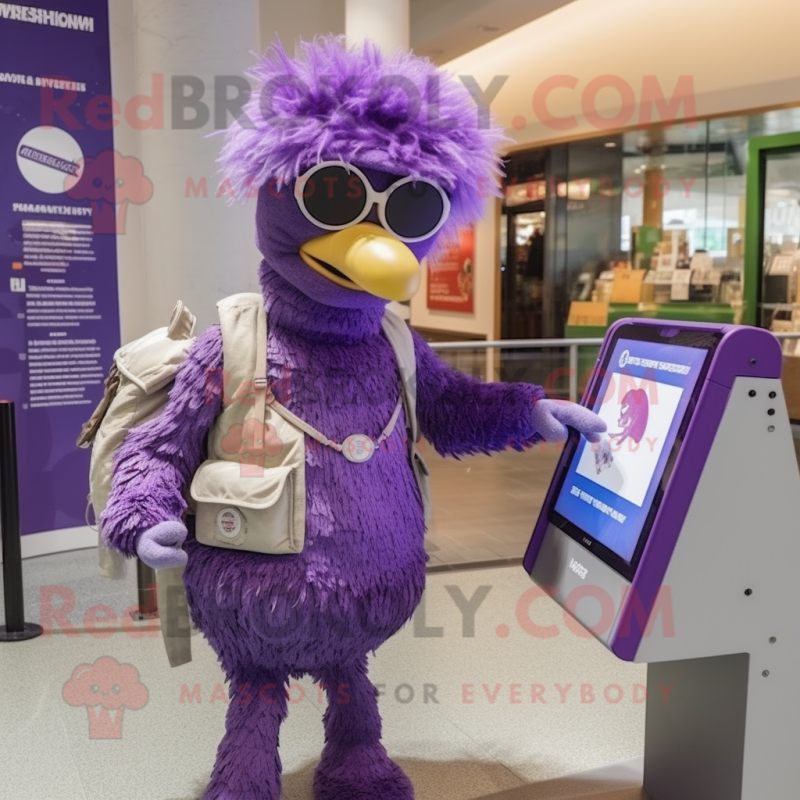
[299,222,421,302]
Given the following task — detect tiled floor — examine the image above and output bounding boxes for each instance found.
[423,443,561,571]
[424,431,800,570]
[8,433,793,798]
[0,558,647,800]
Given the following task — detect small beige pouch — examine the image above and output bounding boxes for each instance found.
[190,461,300,554]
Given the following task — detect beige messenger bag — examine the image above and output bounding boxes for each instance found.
[189,293,430,556]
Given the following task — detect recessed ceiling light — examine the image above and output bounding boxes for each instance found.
[477,24,500,32]
[604,142,617,148]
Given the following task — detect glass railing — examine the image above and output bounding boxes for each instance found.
[429,332,800,402]
[419,330,800,571]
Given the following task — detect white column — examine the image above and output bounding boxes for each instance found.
[346,0,411,320]
[345,0,409,51]
[259,0,345,55]
[109,0,148,342]
[113,0,263,337]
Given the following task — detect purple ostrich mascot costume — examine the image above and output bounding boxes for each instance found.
[101,38,605,800]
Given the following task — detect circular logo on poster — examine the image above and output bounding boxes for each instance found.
[619,349,631,368]
[216,507,243,539]
[16,126,84,194]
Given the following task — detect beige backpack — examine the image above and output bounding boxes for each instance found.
[77,301,198,578]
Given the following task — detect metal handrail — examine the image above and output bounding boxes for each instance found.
[428,337,604,351]
[429,331,800,403]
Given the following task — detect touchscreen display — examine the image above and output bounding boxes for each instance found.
[553,336,710,568]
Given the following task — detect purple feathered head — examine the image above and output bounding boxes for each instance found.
[218,36,506,243]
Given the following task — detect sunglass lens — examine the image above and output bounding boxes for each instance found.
[384,181,446,239]
[299,166,368,227]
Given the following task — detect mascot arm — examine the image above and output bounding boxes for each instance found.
[99,324,224,557]
[411,331,606,456]
[411,329,546,457]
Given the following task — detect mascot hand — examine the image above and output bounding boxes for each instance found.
[533,398,607,443]
[136,521,188,569]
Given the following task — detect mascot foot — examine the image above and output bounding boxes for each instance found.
[314,745,414,800]
[202,772,280,800]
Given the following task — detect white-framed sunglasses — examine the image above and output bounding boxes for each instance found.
[293,160,451,243]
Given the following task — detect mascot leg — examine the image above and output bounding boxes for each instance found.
[203,668,289,800]
[313,656,414,800]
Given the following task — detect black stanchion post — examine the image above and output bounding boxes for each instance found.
[0,400,43,641]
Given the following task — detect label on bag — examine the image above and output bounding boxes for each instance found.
[216,507,243,539]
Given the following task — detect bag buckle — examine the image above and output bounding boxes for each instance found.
[254,377,276,405]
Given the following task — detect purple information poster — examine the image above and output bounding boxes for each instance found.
[0,1,120,541]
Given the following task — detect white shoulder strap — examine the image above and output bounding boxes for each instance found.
[381,307,419,443]
[218,293,345,452]
[381,307,430,521]
[217,292,264,401]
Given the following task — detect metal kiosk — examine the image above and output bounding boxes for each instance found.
[523,318,799,800]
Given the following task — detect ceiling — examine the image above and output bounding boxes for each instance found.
[409,0,578,64]
[441,0,800,149]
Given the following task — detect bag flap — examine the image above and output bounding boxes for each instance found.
[190,460,293,510]
[113,301,196,394]
[115,326,195,394]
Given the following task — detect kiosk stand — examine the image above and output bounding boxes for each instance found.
[524,319,798,800]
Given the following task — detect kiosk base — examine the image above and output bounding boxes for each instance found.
[645,654,749,800]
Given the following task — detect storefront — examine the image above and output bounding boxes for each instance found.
[501,107,800,405]
[503,108,800,331]
[747,129,800,416]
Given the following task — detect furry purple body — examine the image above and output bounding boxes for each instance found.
[101,263,543,799]
[187,265,432,676]
[103,262,543,670]
[99,36,552,800]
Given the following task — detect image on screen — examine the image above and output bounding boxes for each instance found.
[574,377,683,507]
[553,336,710,567]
